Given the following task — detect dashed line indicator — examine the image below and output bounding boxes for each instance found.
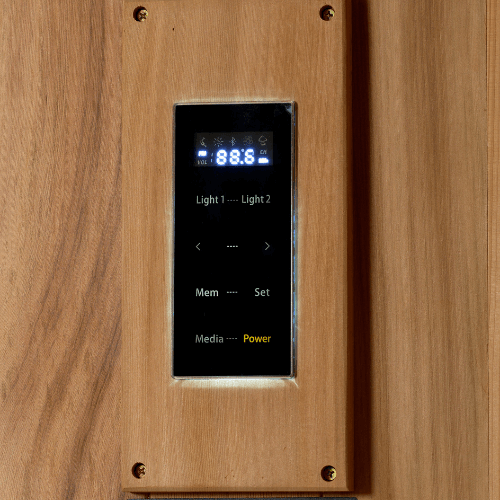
[227,245,238,248]
[226,291,238,294]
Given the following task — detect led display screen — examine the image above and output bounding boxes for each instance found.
[194,132,273,166]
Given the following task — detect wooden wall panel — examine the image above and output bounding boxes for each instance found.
[0,0,139,498]
[348,1,488,499]
[489,0,500,499]
[0,0,489,499]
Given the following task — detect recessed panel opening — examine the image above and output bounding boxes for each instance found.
[173,102,295,378]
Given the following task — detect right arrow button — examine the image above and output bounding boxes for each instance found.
[262,241,274,254]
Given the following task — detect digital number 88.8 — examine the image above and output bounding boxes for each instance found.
[216,149,255,165]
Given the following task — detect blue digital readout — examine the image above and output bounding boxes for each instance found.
[195,132,273,166]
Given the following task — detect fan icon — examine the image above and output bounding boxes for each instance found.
[243,136,253,145]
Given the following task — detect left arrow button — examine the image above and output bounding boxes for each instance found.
[196,243,201,251]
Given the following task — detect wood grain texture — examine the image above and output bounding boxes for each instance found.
[122,0,351,493]
[0,0,142,498]
[347,1,488,499]
[0,0,488,498]
[489,0,500,498]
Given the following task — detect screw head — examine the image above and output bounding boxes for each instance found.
[132,463,146,478]
[321,465,336,481]
[320,6,335,21]
[135,8,148,22]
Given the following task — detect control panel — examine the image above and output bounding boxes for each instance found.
[173,103,295,377]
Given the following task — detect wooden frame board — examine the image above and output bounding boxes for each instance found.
[122,0,351,493]
[489,0,500,498]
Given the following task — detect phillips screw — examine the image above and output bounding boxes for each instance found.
[132,463,146,478]
[321,465,337,481]
[134,7,148,22]
[320,6,335,21]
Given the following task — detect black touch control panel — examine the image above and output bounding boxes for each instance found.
[173,103,294,377]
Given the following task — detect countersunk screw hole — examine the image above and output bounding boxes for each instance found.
[320,5,335,21]
[132,462,146,478]
[134,6,148,22]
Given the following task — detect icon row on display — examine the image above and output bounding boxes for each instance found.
[199,135,269,147]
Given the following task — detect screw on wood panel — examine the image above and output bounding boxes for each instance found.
[321,465,336,481]
[134,7,148,22]
[132,462,146,478]
[320,6,335,21]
